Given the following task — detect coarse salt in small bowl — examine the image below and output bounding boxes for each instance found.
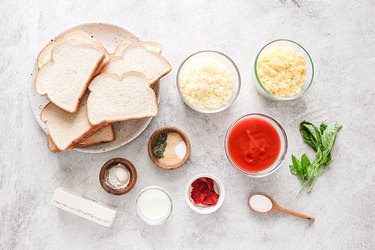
[185,173,225,214]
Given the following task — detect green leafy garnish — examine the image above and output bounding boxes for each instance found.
[290,121,342,194]
[152,132,168,159]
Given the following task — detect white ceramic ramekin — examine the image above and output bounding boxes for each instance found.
[185,174,225,214]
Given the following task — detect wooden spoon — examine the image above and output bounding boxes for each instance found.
[248,192,315,223]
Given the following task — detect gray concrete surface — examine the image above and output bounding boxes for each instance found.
[0,0,374,249]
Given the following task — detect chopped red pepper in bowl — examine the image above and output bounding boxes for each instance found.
[185,174,225,214]
[191,177,219,206]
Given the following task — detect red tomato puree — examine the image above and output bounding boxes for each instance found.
[227,117,281,172]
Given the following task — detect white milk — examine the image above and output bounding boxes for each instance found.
[249,194,273,212]
[136,186,172,225]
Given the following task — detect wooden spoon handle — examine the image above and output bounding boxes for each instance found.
[279,207,315,222]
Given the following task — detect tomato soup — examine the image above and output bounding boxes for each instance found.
[227,117,281,172]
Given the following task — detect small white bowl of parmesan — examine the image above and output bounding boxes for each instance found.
[253,39,314,101]
[177,50,241,113]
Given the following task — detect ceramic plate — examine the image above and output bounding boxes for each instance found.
[29,23,160,153]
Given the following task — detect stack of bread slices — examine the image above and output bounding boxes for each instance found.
[35,30,171,152]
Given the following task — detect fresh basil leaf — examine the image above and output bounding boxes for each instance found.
[307,163,314,179]
[323,158,333,167]
[291,155,302,176]
[321,122,342,151]
[292,121,342,194]
[290,164,298,175]
[301,154,311,169]
[315,148,323,162]
[308,149,322,179]
[322,153,333,167]
[300,122,317,150]
[320,122,328,134]
[300,121,322,151]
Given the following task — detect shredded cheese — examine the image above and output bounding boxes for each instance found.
[179,58,233,111]
[257,47,307,97]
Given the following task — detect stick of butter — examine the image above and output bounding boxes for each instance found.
[51,187,117,227]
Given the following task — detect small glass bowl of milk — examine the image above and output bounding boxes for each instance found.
[135,186,173,225]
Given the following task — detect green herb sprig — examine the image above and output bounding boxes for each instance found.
[290,121,342,194]
[152,132,168,159]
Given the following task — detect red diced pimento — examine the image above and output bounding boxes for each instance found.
[190,177,219,206]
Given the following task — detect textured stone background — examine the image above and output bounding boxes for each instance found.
[1,0,374,249]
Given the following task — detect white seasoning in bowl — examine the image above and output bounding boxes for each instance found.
[175,141,186,159]
[159,132,186,166]
[105,163,130,189]
[179,57,233,111]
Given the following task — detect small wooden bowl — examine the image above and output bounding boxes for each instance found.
[148,126,191,170]
[99,158,137,195]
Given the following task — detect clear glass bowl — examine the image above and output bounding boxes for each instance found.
[224,113,288,177]
[135,186,173,225]
[253,39,314,101]
[176,50,241,113]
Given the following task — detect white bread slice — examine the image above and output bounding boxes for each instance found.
[113,41,162,56]
[35,41,104,113]
[47,137,63,153]
[77,125,114,146]
[41,94,104,150]
[87,72,158,126]
[47,125,115,152]
[113,41,132,56]
[103,43,171,85]
[37,30,110,73]
[38,40,55,69]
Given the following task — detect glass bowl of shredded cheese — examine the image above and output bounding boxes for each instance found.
[254,39,314,101]
[177,51,241,113]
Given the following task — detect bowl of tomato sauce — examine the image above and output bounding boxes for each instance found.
[225,114,287,177]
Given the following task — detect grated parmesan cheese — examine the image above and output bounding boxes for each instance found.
[257,47,307,97]
[179,58,233,111]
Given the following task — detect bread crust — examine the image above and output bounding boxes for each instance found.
[37,41,55,70]
[35,41,105,113]
[113,41,133,56]
[87,72,159,127]
[36,30,109,71]
[47,136,61,153]
[41,95,112,151]
[113,41,162,56]
[36,33,169,152]
[61,30,110,74]
[35,31,109,100]
[45,121,107,151]
[75,125,115,147]
[103,43,171,87]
